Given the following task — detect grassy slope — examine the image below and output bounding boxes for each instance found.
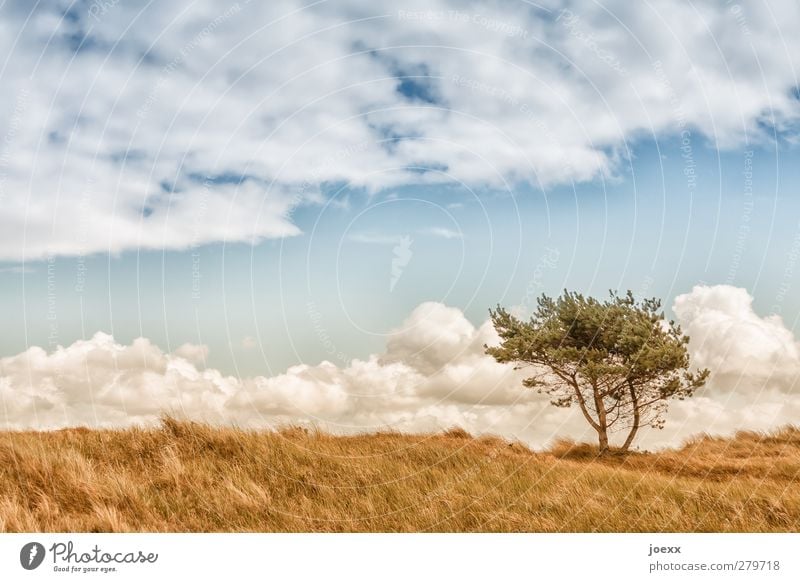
[1,418,798,532]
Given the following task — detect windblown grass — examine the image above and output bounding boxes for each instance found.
[1,418,798,532]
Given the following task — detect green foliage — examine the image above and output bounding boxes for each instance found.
[486,290,710,452]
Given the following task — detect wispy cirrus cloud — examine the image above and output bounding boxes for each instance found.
[0,266,35,274]
[423,227,462,239]
[347,232,406,245]
[348,226,461,244]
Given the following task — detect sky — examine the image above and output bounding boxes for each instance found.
[0,0,799,448]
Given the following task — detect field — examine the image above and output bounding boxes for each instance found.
[1,418,798,532]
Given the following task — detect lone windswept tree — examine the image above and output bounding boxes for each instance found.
[487,290,709,454]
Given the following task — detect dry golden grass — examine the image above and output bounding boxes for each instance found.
[1,417,798,532]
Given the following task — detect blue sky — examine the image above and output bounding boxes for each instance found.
[1,0,800,442]
[3,134,799,377]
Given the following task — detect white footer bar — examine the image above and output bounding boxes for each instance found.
[1,533,797,581]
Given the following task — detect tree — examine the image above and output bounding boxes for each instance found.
[486,290,709,455]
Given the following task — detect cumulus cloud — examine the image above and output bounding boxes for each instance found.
[1,0,798,260]
[1,287,799,448]
[674,285,800,388]
[661,285,800,444]
[0,301,567,441]
[173,343,209,365]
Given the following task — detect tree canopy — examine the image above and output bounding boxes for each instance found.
[486,290,709,454]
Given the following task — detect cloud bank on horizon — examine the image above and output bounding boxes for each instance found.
[0,0,798,261]
[2,285,797,448]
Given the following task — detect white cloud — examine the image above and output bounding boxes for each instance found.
[2,287,798,449]
[0,266,35,274]
[1,1,798,260]
[0,304,546,437]
[675,285,800,385]
[423,227,462,239]
[173,343,209,366]
[347,232,405,245]
[660,284,800,444]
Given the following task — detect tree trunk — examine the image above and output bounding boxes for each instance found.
[620,381,640,453]
[597,426,610,455]
[621,422,638,452]
[572,382,600,433]
[592,381,610,455]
